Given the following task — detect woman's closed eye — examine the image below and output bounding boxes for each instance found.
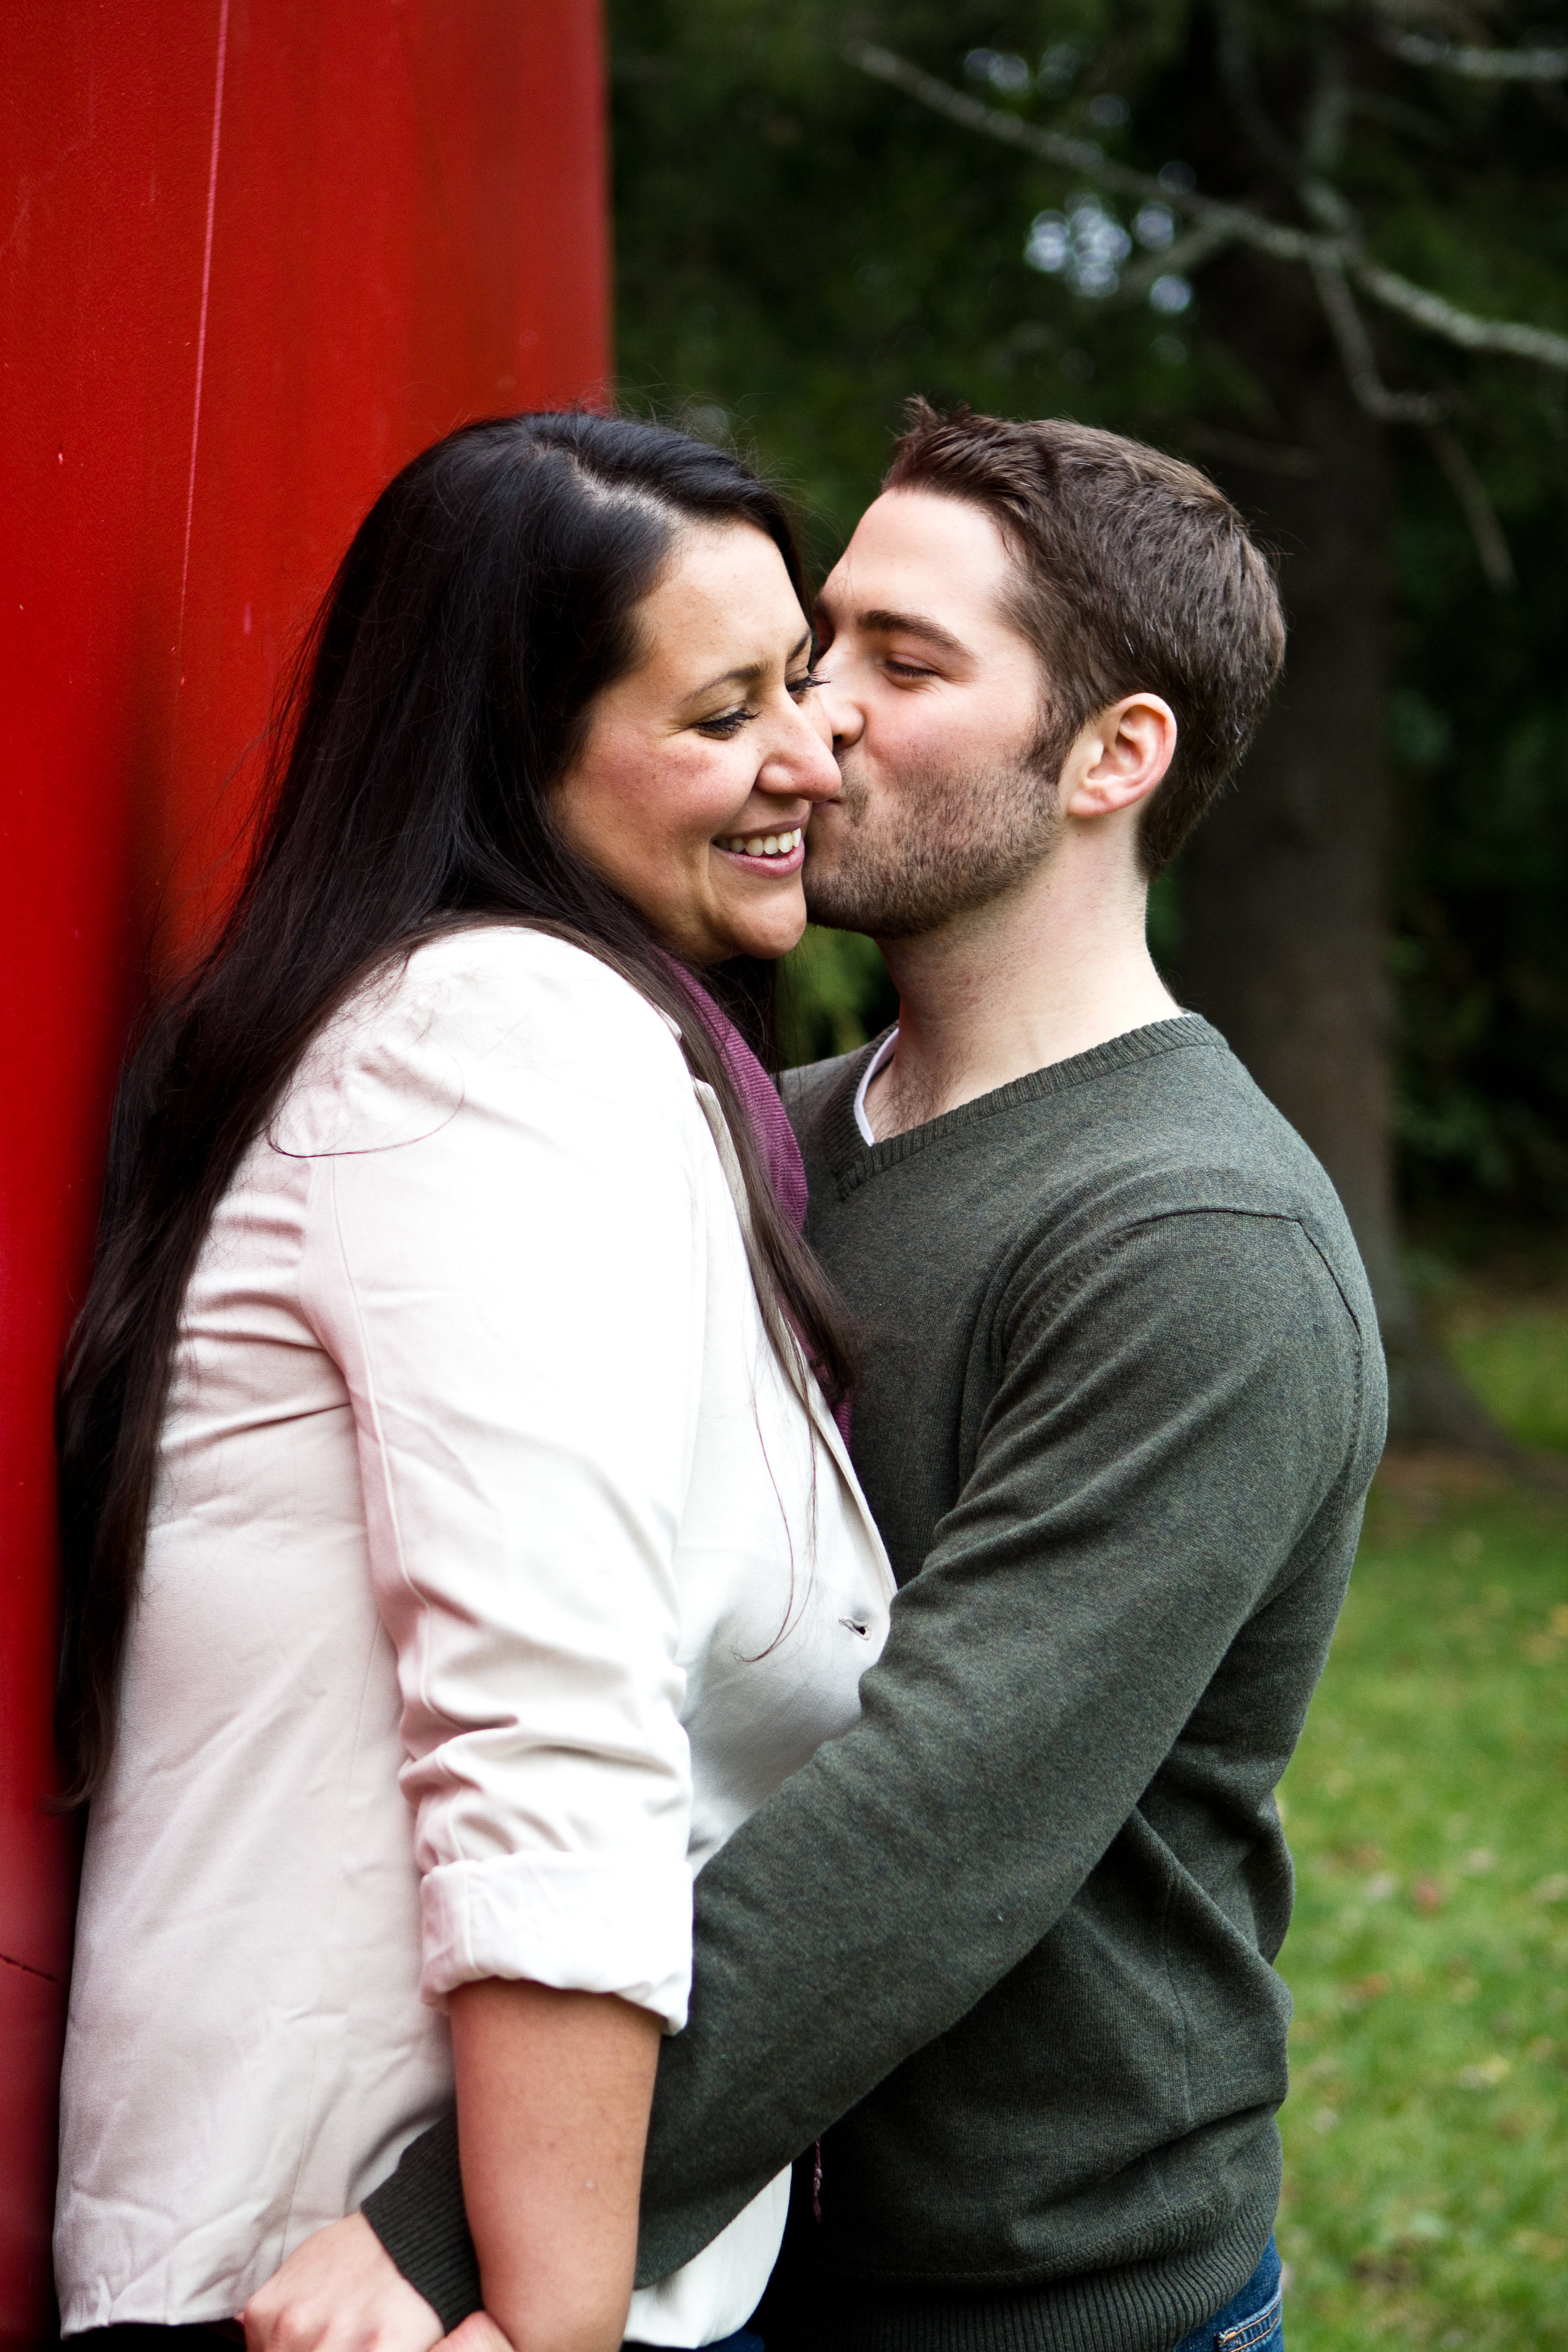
[696,706,753,739]
[696,670,821,738]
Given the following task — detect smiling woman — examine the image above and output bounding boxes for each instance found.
[555,518,837,963]
[52,412,892,2352]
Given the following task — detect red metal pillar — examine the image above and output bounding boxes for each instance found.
[0,6,609,2338]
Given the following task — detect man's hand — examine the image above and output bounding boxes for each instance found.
[242,2212,445,2352]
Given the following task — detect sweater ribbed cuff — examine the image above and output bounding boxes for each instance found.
[361,2112,480,2335]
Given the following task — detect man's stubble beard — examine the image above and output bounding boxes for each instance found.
[803,738,1063,939]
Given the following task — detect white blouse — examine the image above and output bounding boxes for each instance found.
[55,927,893,2344]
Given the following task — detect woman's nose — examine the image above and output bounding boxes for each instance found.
[761,702,841,803]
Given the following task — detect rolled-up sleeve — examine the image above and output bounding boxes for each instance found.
[295,940,707,2028]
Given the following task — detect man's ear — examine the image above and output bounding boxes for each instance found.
[1061,694,1177,820]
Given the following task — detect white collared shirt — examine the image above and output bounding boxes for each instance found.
[56,927,893,2344]
[853,1027,900,1145]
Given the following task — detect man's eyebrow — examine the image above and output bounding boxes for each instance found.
[845,607,972,659]
[682,630,813,704]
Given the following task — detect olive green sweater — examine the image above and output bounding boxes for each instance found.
[364,1016,1385,2351]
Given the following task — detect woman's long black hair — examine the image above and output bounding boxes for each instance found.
[56,410,856,1803]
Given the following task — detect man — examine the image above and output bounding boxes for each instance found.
[249,406,1385,2352]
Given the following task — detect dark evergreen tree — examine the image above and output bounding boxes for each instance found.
[608,0,1568,1439]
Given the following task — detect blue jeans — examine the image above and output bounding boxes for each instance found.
[633,2251,1281,2352]
[625,2335,762,2351]
[1170,2237,1283,2351]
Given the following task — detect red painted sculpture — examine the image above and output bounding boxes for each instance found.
[0,7,608,2338]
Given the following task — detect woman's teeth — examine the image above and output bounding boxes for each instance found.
[716,826,803,860]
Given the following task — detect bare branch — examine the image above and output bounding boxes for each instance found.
[1119,217,1236,300]
[1185,421,1322,477]
[1424,424,1517,590]
[1303,45,1353,174]
[1378,28,1568,80]
[1343,85,1458,148]
[843,44,1136,188]
[1214,0,1302,183]
[848,40,1525,598]
[844,42,1568,373]
[1309,253,1448,421]
[845,43,1321,260]
[1353,258,1568,366]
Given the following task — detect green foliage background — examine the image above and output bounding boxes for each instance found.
[607,0,1568,1212]
[602,28,1568,2337]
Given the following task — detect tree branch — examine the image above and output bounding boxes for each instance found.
[1352,258,1568,366]
[1185,421,1322,478]
[1377,28,1568,80]
[844,42,1568,372]
[1119,217,1237,300]
[1308,252,1448,420]
[1424,424,1517,590]
[1303,43,1353,174]
[846,43,1322,260]
[1214,0,1303,184]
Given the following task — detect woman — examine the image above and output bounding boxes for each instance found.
[54,413,894,2352]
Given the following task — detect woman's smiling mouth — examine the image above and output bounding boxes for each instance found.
[713,825,805,873]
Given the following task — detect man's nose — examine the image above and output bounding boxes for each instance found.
[815,671,863,749]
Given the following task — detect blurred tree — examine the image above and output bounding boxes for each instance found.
[607,0,1568,1441]
[778,925,899,1065]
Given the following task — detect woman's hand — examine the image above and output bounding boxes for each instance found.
[241,1979,657,2352]
[241,2213,444,2351]
[438,2321,517,2352]
[451,1978,662,2352]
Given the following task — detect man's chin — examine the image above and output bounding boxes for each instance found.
[802,872,870,935]
[804,839,909,935]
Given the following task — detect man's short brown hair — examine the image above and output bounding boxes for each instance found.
[883,401,1285,877]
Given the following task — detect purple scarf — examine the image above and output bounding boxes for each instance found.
[673,967,849,1441]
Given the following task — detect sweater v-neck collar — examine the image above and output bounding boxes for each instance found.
[820,1014,1226,1195]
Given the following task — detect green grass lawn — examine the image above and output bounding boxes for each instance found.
[1276,1462,1568,2348]
[1447,1312,1568,1458]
